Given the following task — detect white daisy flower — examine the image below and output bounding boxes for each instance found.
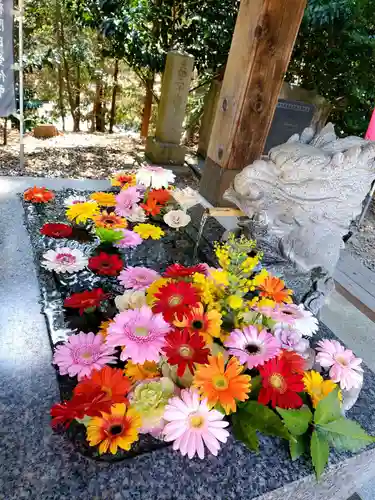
[114,290,147,311]
[41,248,88,274]
[64,195,88,207]
[163,209,191,228]
[126,205,147,223]
[136,165,176,189]
[172,187,200,210]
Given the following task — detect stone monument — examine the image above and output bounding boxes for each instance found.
[224,123,375,313]
[146,51,194,165]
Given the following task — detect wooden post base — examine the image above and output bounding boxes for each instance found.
[199,158,241,207]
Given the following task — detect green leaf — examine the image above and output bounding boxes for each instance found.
[311,430,329,480]
[314,388,341,425]
[95,227,123,244]
[231,412,259,452]
[248,375,262,400]
[290,434,308,461]
[317,418,375,452]
[241,401,291,441]
[277,406,313,436]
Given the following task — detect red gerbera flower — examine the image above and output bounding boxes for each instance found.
[74,366,131,404]
[162,329,210,377]
[50,388,113,429]
[278,350,306,374]
[140,198,162,216]
[64,288,109,315]
[163,263,208,278]
[24,186,55,203]
[148,189,171,205]
[40,223,73,239]
[153,281,200,322]
[258,357,304,409]
[88,252,124,276]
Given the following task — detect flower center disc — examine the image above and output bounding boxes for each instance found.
[190,414,205,429]
[269,373,286,393]
[192,320,203,330]
[179,345,194,359]
[135,326,149,337]
[335,355,348,367]
[213,375,229,391]
[168,295,183,306]
[110,425,123,436]
[56,253,76,265]
[245,343,261,355]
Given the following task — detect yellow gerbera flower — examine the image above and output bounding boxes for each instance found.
[98,320,113,339]
[146,277,171,306]
[133,224,164,240]
[90,192,116,207]
[87,404,141,455]
[303,370,341,408]
[66,201,99,224]
[124,360,161,382]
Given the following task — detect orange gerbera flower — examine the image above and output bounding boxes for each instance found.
[93,210,128,229]
[140,198,162,216]
[24,186,55,203]
[258,275,293,303]
[87,403,141,454]
[193,353,251,414]
[148,189,171,205]
[74,366,131,403]
[111,172,136,189]
[173,302,222,344]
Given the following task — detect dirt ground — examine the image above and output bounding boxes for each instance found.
[0,129,373,272]
[0,130,144,179]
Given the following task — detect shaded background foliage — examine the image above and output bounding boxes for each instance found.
[12,0,375,137]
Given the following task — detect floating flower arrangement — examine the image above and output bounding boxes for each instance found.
[23,171,375,479]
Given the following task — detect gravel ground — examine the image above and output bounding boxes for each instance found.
[346,198,375,272]
[0,131,145,179]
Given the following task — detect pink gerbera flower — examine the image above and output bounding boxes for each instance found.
[115,187,141,217]
[118,266,160,290]
[316,339,363,390]
[257,303,318,337]
[163,388,229,459]
[224,325,281,369]
[53,332,116,380]
[115,229,143,249]
[106,306,171,363]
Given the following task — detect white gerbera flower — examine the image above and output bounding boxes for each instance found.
[274,303,319,337]
[41,247,88,274]
[126,205,147,223]
[163,209,191,228]
[136,165,176,189]
[114,290,147,311]
[64,195,88,207]
[172,187,200,211]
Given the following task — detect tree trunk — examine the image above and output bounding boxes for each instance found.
[94,81,105,132]
[73,64,81,132]
[56,2,76,126]
[140,76,154,138]
[109,59,119,134]
[57,64,65,131]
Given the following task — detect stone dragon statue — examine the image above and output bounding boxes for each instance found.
[224,123,375,314]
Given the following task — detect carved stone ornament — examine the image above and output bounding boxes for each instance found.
[223,123,375,314]
[224,123,375,275]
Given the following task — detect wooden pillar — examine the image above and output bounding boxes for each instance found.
[199,0,307,206]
